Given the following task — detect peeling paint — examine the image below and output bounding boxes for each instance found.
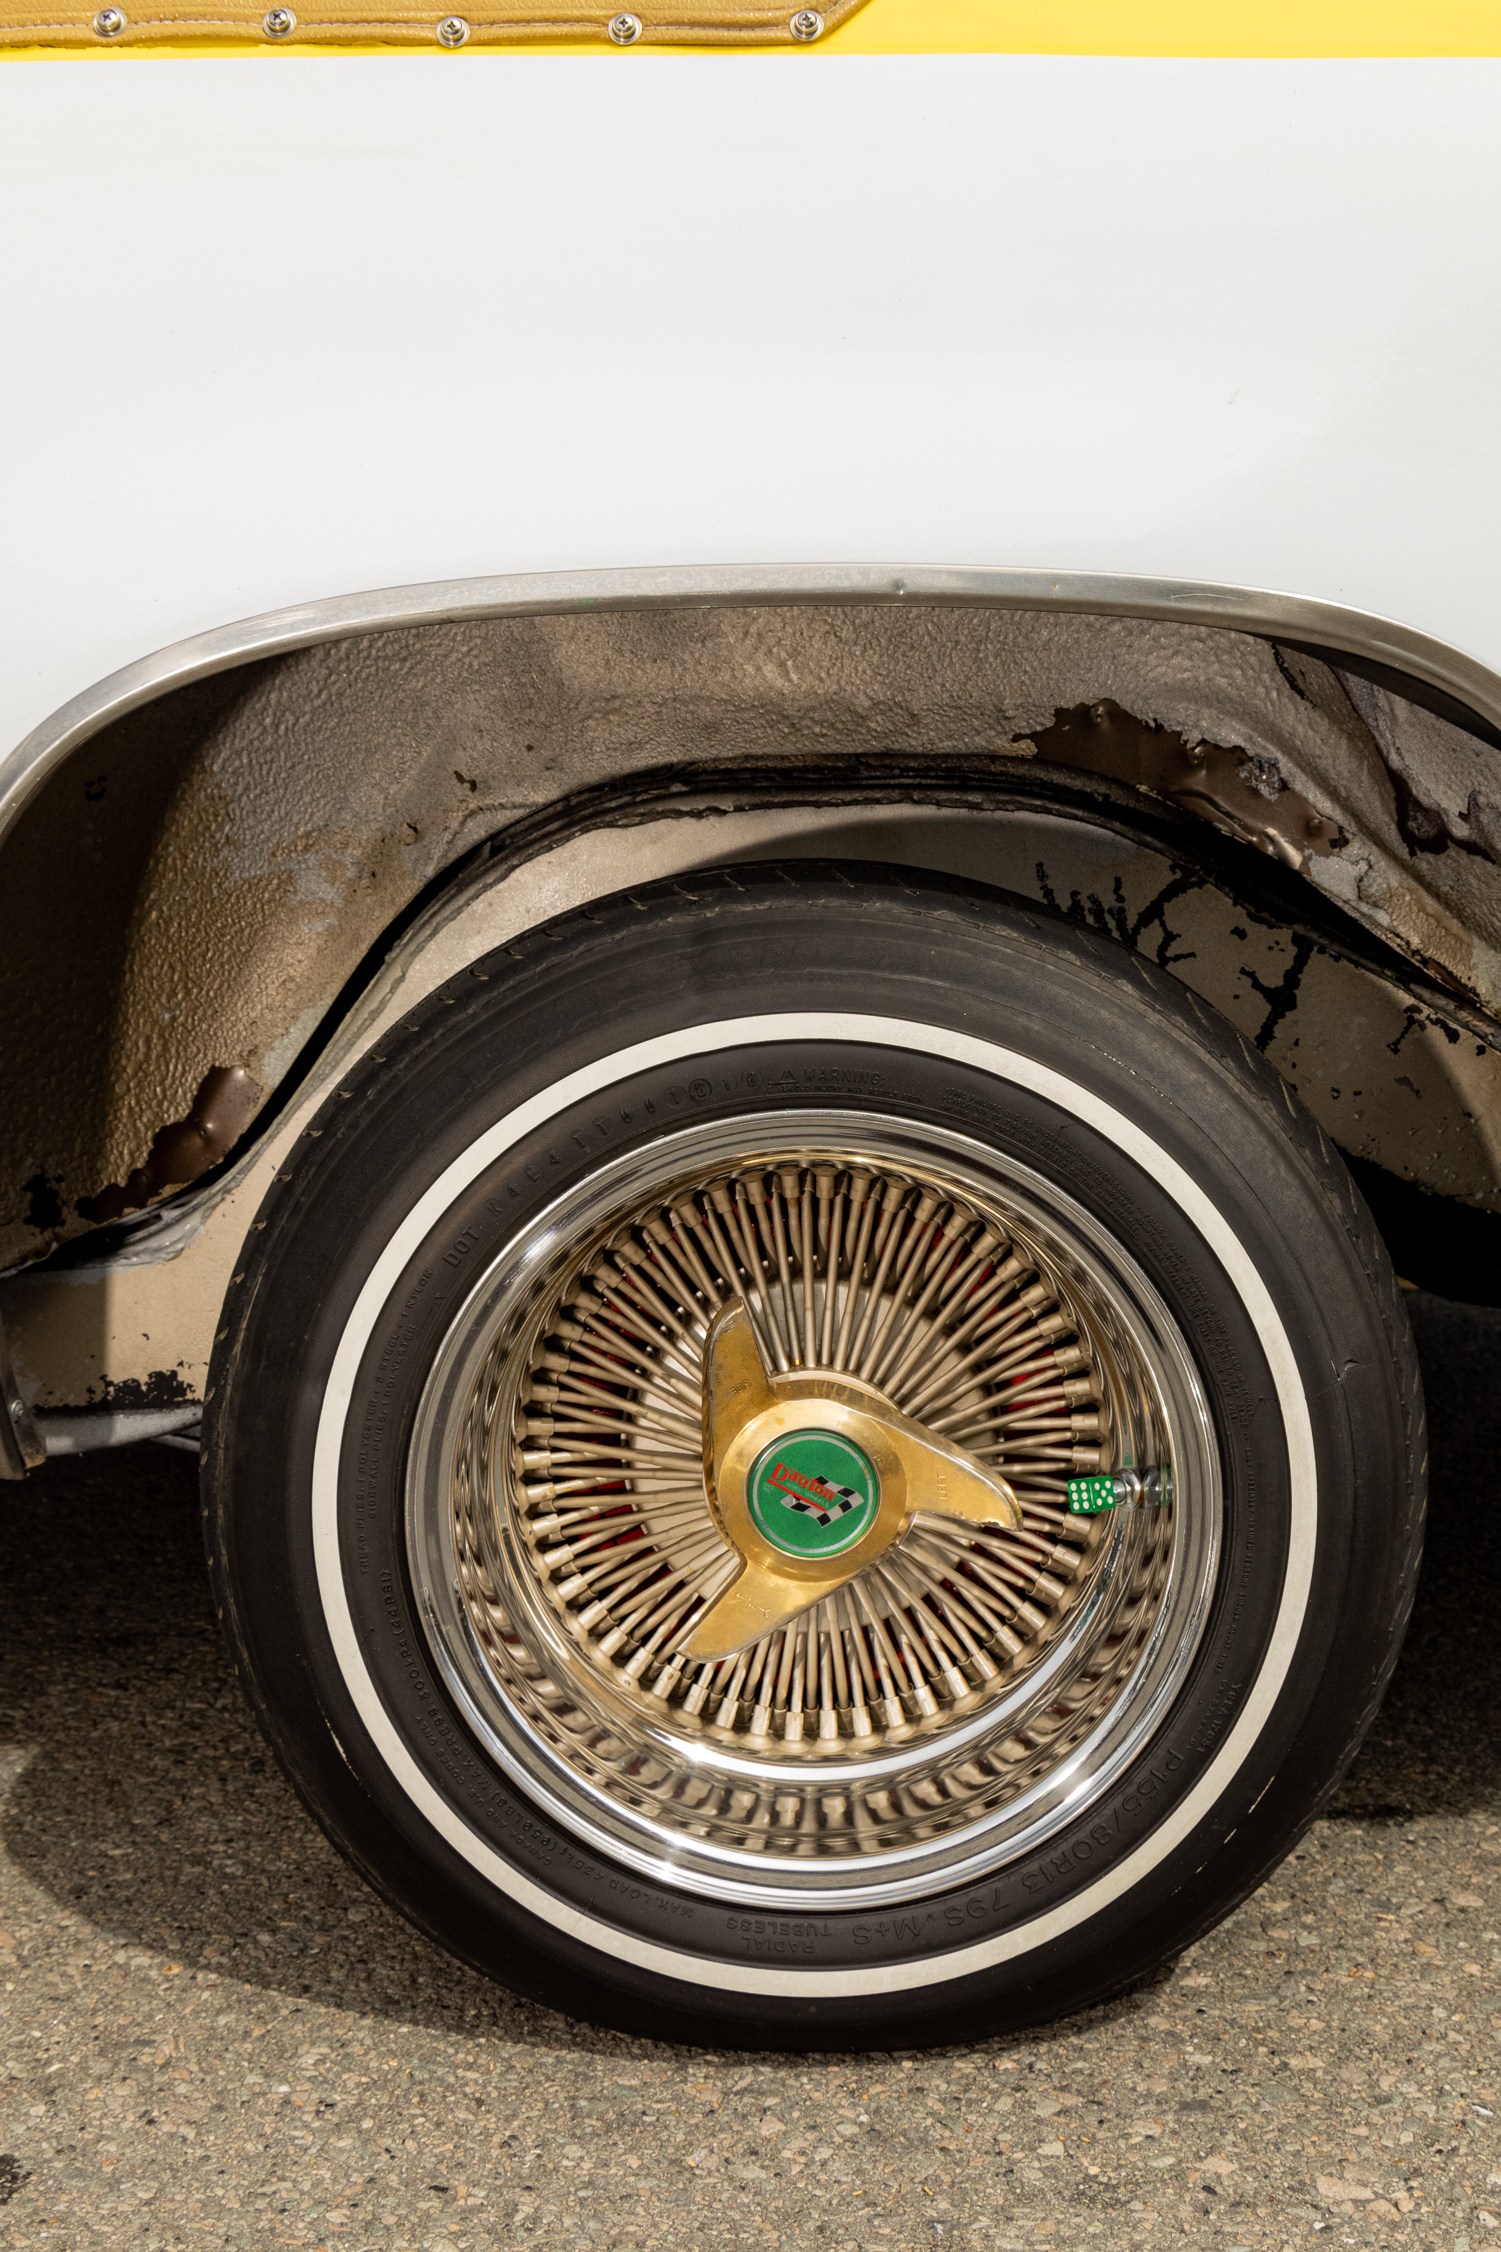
[77,1367,197,1412]
[14,787,1501,1415]
[6,604,1501,1278]
[1033,858,1205,973]
[77,1065,263,1225]
[1025,699,1345,868]
[21,1172,64,1233]
[1237,931,1319,1053]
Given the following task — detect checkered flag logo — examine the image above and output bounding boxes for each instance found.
[768,1460,862,1528]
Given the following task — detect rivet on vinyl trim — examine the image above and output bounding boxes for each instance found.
[789,7,823,36]
[91,5,126,32]
[435,11,469,39]
[262,5,295,32]
[608,11,642,41]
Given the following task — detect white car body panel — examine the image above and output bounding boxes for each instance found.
[3,52,1500,767]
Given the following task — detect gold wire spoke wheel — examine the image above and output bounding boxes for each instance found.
[210,875,1423,2042]
[407,1114,1218,1909]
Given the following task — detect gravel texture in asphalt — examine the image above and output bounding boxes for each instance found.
[2,1290,1500,2249]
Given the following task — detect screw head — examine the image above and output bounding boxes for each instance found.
[608,10,642,41]
[435,11,468,38]
[262,5,295,31]
[91,5,126,32]
[789,7,823,35]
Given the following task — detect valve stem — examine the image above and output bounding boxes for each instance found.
[1067,1465,1173,1516]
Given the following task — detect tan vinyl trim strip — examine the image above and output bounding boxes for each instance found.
[5,0,1501,53]
[0,0,864,46]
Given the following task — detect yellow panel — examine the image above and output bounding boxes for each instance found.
[827,0,1501,56]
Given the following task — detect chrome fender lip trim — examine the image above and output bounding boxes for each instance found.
[5,560,1501,845]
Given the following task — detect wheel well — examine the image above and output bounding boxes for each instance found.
[4,597,1501,1280]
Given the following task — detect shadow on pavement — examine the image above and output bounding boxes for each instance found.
[1329,1290,1501,1822]
[0,1440,612,2051]
[1,1290,1498,2031]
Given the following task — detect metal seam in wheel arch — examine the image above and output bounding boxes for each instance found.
[8,563,1501,849]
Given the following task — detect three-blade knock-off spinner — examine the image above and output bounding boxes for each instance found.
[685,1301,1024,1660]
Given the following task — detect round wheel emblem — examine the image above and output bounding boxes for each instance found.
[746,1427,880,1560]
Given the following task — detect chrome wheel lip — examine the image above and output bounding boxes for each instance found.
[405,1108,1221,1911]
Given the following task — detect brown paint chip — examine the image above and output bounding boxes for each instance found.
[1027,700,1345,868]
[79,1064,264,1225]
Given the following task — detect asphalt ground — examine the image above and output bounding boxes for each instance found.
[2,1290,1501,2250]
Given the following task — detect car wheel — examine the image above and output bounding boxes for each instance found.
[204,864,1424,2047]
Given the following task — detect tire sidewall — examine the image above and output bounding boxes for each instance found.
[206,876,1409,2042]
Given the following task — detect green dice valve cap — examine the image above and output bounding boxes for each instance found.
[1067,1466,1174,1516]
[1067,1474,1120,1516]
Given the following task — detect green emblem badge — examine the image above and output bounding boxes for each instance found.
[747,1428,880,1560]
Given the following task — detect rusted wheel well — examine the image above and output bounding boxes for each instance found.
[5,598,1501,1283]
